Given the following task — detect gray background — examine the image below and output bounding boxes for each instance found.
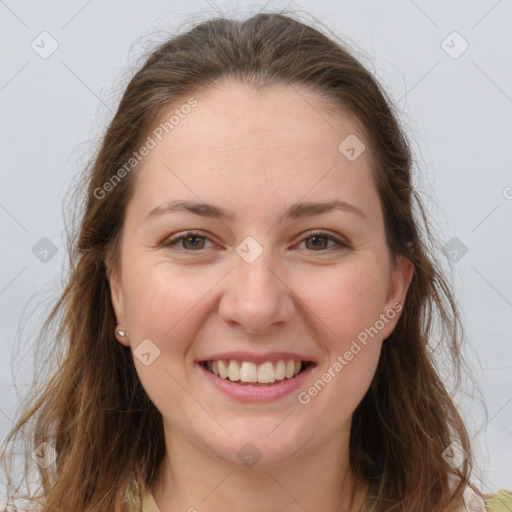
[1,0,511,496]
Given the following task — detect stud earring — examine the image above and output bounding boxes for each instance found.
[115,326,126,337]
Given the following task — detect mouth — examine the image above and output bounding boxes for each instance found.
[199,359,316,386]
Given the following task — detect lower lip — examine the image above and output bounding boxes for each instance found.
[197,362,315,402]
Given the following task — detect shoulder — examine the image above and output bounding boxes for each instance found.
[462,482,512,512]
[483,489,512,511]
[142,490,160,512]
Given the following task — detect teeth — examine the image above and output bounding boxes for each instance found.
[285,360,295,379]
[204,359,305,384]
[228,360,240,381]
[275,360,286,380]
[218,360,228,379]
[257,361,275,383]
[240,361,258,383]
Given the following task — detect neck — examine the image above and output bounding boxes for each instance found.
[150,424,370,512]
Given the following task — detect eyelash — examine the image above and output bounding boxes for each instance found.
[160,230,349,254]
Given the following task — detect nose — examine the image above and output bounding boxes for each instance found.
[218,246,296,335]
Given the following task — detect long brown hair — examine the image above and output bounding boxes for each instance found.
[1,10,473,511]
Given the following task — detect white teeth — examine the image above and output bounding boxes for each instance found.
[218,360,229,379]
[239,361,258,383]
[228,360,240,381]
[285,360,295,379]
[204,359,306,384]
[257,361,275,383]
[275,360,286,380]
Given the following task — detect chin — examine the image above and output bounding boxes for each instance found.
[202,422,307,469]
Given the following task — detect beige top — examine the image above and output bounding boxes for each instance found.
[142,491,159,512]
[139,486,512,512]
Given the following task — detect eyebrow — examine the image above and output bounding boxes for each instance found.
[145,199,367,223]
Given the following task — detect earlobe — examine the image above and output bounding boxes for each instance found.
[382,255,414,339]
[105,256,129,346]
[388,255,414,309]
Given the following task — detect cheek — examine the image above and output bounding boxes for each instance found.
[296,258,389,346]
[123,262,199,337]
[293,259,388,405]
[120,262,222,386]
[120,265,203,410]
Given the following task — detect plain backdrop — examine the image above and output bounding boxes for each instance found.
[1,0,511,496]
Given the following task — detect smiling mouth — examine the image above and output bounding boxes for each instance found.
[200,359,315,386]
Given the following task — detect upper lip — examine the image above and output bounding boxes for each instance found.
[197,351,316,365]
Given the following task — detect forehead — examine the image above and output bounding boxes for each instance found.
[152,80,367,156]
[128,80,380,225]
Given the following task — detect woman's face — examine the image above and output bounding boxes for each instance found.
[108,81,413,468]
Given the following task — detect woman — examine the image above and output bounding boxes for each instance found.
[2,10,511,512]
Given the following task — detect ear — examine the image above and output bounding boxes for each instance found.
[381,254,414,340]
[105,253,129,347]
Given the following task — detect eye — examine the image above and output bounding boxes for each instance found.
[160,230,349,254]
[297,231,349,252]
[161,231,214,252]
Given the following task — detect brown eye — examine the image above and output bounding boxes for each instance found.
[300,231,348,252]
[180,235,206,250]
[305,235,329,250]
[162,232,212,252]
